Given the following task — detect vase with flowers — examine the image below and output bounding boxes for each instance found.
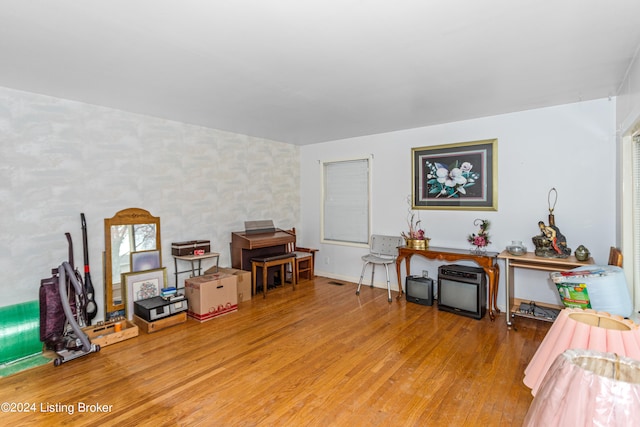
[468,219,491,253]
[401,196,430,249]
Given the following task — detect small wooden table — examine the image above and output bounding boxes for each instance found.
[173,252,220,288]
[395,246,500,320]
[497,250,594,327]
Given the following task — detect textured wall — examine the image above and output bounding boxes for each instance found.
[0,87,299,318]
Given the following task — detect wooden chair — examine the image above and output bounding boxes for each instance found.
[285,228,319,283]
[251,253,296,298]
[608,247,623,267]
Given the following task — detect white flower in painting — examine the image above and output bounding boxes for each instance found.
[436,168,449,183]
[428,160,479,199]
[446,168,467,187]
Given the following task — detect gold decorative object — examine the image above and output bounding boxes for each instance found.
[574,245,590,261]
[401,195,429,248]
[405,238,430,250]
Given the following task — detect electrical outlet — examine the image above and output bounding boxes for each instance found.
[324,257,330,265]
[422,270,429,278]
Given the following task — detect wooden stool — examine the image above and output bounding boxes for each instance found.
[251,253,297,298]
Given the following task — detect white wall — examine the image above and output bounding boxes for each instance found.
[0,87,300,318]
[300,99,617,312]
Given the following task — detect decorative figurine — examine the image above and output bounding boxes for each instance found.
[574,245,590,261]
[532,188,571,258]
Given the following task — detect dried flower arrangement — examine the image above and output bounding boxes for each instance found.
[401,196,428,243]
[468,219,491,250]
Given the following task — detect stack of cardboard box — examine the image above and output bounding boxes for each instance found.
[185,271,240,322]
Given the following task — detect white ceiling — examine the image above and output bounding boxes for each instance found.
[1,1,640,145]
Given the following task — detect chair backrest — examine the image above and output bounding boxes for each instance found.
[608,247,623,267]
[370,234,404,257]
[285,228,297,253]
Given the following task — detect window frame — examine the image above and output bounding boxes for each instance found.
[622,126,639,314]
[320,156,372,247]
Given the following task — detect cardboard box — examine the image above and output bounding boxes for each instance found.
[82,320,138,347]
[134,311,187,334]
[205,266,252,302]
[184,273,238,322]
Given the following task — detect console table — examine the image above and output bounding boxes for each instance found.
[497,250,594,327]
[173,252,220,288]
[395,246,500,320]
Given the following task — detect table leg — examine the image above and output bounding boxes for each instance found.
[251,263,257,296]
[280,264,285,289]
[504,258,513,326]
[483,263,500,321]
[262,265,268,299]
[395,257,403,299]
[493,262,500,316]
[174,257,179,287]
[290,260,296,288]
[395,254,412,299]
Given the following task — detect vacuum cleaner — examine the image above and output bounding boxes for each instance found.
[40,232,100,366]
[51,260,100,366]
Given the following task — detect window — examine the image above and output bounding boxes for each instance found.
[321,157,371,245]
[623,128,639,313]
[633,134,640,308]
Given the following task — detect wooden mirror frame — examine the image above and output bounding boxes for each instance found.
[104,208,161,319]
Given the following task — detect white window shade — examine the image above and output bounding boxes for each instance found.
[634,135,640,293]
[322,158,371,245]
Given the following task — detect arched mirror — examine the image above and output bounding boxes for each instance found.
[104,208,161,318]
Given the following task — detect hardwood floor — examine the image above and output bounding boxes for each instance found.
[0,276,550,426]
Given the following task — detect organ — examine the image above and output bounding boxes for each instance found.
[230,221,295,288]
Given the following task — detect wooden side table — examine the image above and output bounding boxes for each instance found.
[173,252,220,288]
[395,246,500,320]
[497,250,593,327]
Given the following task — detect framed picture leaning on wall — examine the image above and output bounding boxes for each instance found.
[130,249,161,272]
[122,267,167,320]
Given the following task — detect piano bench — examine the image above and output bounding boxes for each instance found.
[251,253,297,298]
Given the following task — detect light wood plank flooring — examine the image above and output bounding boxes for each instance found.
[0,276,550,426]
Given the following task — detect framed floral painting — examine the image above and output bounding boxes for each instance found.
[412,139,497,210]
[122,267,167,320]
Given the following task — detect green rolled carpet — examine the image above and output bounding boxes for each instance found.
[0,301,50,376]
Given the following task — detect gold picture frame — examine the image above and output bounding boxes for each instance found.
[412,139,498,210]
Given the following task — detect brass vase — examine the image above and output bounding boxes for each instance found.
[406,238,429,250]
